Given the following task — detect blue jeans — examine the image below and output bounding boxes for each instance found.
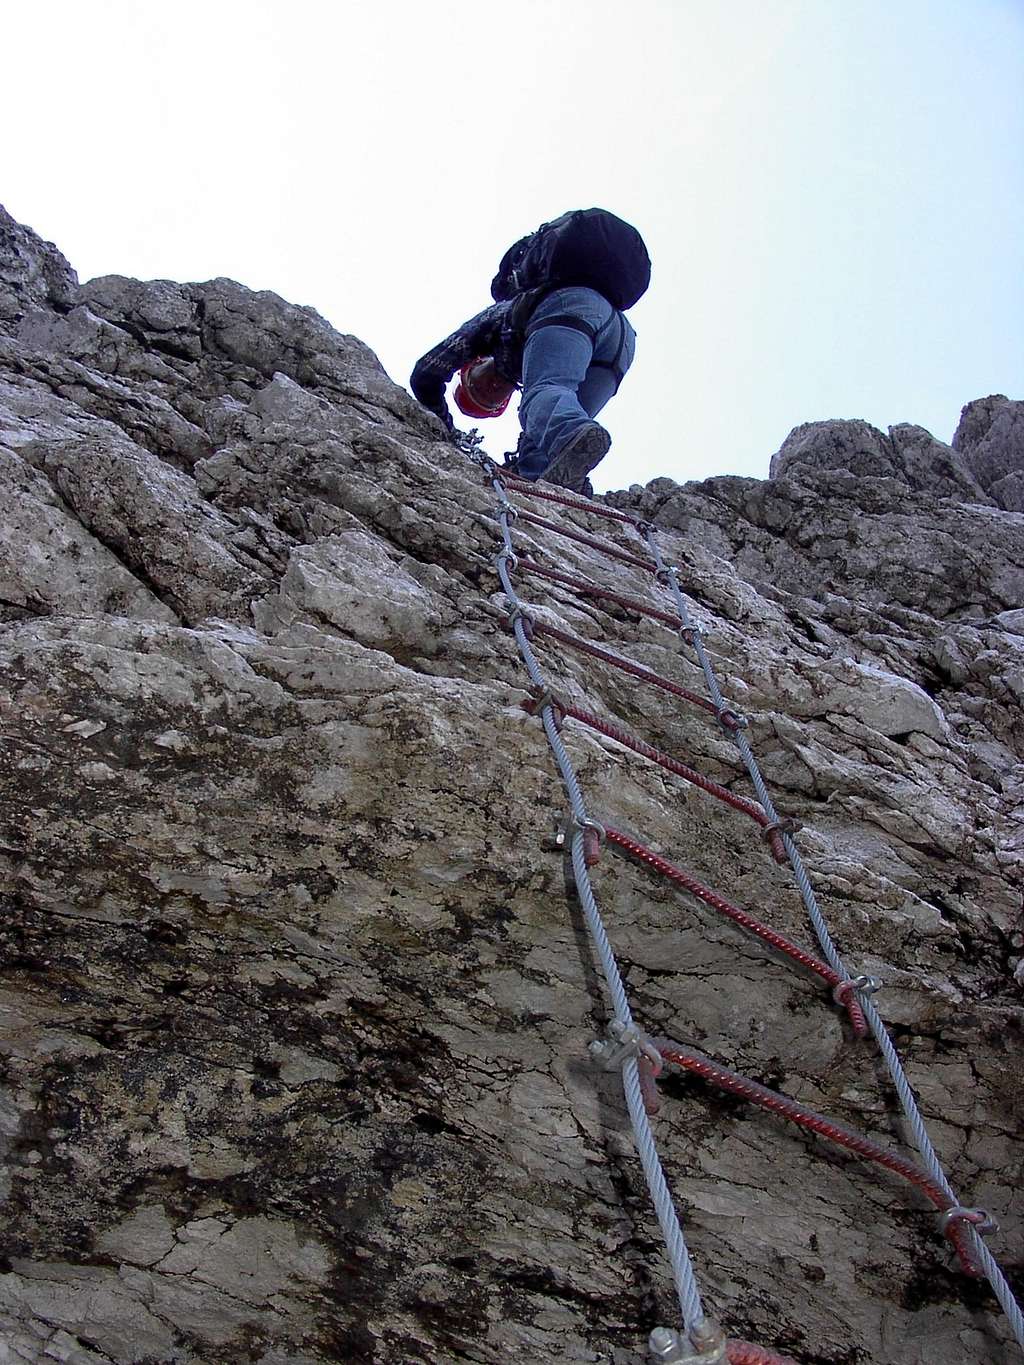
[514,286,636,479]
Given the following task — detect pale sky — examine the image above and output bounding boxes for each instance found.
[5,1,1022,492]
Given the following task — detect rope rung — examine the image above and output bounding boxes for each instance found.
[516,508,658,573]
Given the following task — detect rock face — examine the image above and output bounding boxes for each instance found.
[953,395,1024,513]
[0,206,1021,1365]
[766,399,1024,516]
[0,207,78,330]
[769,417,994,506]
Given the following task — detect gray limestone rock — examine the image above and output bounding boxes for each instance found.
[953,394,1024,511]
[615,466,1024,624]
[0,204,1021,1365]
[770,417,992,504]
[888,421,992,503]
[0,207,78,331]
[769,417,897,481]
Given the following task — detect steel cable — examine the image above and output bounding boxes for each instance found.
[655,1040,983,1276]
[486,472,709,1337]
[640,526,1024,1349]
[477,457,1023,1350]
[604,827,866,1033]
[543,699,789,860]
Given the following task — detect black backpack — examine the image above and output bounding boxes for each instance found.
[490,208,651,312]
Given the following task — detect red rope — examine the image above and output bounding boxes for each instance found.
[531,698,787,863]
[528,620,719,717]
[501,474,641,526]
[516,509,657,573]
[655,1040,982,1276]
[519,558,683,628]
[727,1343,799,1365]
[604,828,866,1034]
[488,465,1001,1336]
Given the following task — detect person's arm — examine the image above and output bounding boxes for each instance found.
[410,306,503,431]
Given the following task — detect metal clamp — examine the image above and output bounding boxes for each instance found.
[554,812,606,848]
[453,427,485,456]
[500,502,519,523]
[522,686,565,730]
[505,604,535,637]
[761,816,803,841]
[553,812,607,866]
[832,974,883,1007]
[678,625,704,647]
[648,1320,727,1363]
[496,550,519,574]
[589,1019,663,1075]
[716,706,749,733]
[655,565,681,587]
[938,1206,999,1238]
[636,519,656,538]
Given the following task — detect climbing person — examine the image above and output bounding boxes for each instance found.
[410,208,650,495]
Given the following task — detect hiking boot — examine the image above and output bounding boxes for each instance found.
[501,455,540,482]
[540,422,611,492]
[501,435,534,480]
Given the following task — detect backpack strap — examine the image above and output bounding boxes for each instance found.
[524,313,599,342]
[494,288,548,384]
[588,313,628,389]
[510,288,546,333]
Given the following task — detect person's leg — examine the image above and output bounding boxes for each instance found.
[521,293,633,491]
[577,311,636,419]
[518,287,615,463]
[503,430,548,480]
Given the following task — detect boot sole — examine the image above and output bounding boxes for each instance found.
[541,425,611,490]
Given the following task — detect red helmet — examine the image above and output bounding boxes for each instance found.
[454,357,515,418]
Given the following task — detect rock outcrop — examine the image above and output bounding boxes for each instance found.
[768,417,994,507]
[953,395,1024,513]
[0,206,1021,1365]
